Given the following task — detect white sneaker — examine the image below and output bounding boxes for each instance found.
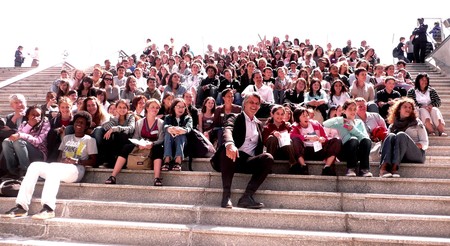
[346,169,357,177]
[32,205,55,220]
[360,169,373,177]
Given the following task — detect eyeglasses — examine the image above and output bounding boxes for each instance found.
[104,78,113,81]
[175,105,186,109]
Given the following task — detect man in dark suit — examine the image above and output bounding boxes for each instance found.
[412,18,429,63]
[218,92,273,209]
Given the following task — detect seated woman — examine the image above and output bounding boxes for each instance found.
[323,100,373,177]
[304,78,328,122]
[99,71,120,103]
[329,79,351,108]
[77,77,97,98]
[162,72,187,98]
[0,94,27,155]
[198,97,216,142]
[163,98,193,171]
[131,95,147,119]
[2,105,50,178]
[291,107,342,176]
[380,98,429,178]
[105,99,164,186]
[157,92,174,119]
[101,99,136,168]
[1,112,97,219]
[283,78,307,106]
[407,73,446,136]
[263,105,300,174]
[96,89,110,113]
[213,89,241,148]
[65,97,109,167]
[47,97,73,162]
[350,68,377,112]
[120,76,144,105]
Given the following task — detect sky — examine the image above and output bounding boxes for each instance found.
[1,1,449,69]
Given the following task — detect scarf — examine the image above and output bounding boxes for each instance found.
[391,117,418,133]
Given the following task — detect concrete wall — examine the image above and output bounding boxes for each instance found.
[427,36,450,76]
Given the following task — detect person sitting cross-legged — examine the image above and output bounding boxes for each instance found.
[1,111,97,219]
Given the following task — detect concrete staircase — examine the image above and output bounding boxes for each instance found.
[0,63,450,245]
[0,64,73,117]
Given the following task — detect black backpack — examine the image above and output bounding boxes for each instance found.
[0,178,21,197]
[392,47,400,58]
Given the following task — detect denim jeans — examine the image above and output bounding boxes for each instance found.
[163,133,187,160]
[2,139,44,176]
[381,132,425,166]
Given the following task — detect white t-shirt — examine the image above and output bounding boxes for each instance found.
[415,89,431,106]
[59,134,98,161]
[300,123,316,147]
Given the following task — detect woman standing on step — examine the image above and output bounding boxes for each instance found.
[406,73,446,136]
[379,98,428,178]
[105,99,164,186]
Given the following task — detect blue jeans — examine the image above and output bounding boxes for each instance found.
[163,133,187,161]
[2,139,44,176]
[381,132,425,166]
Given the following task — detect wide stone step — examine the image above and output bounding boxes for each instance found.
[1,217,450,245]
[2,189,450,218]
[54,172,450,197]
[0,238,113,246]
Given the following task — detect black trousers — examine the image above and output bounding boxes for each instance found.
[414,42,427,63]
[220,148,273,196]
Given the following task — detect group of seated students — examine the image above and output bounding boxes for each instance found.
[0,36,445,217]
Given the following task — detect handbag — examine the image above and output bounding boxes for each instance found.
[0,178,21,197]
[187,129,216,158]
[127,147,152,170]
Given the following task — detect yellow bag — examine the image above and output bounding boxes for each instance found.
[127,147,152,170]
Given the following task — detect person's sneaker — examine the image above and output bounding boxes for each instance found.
[379,164,393,178]
[32,204,55,220]
[391,164,400,178]
[1,205,28,218]
[346,169,357,177]
[322,165,336,176]
[360,169,373,177]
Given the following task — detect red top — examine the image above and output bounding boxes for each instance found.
[262,120,292,144]
[141,118,159,141]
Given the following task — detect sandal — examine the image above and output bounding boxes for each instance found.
[154,178,163,186]
[172,163,182,171]
[105,176,116,184]
[161,163,170,171]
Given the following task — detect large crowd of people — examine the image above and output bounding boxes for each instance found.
[0,33,446,216]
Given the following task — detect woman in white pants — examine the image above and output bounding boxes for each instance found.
[407,73,446,136]
[1,111,97,220]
